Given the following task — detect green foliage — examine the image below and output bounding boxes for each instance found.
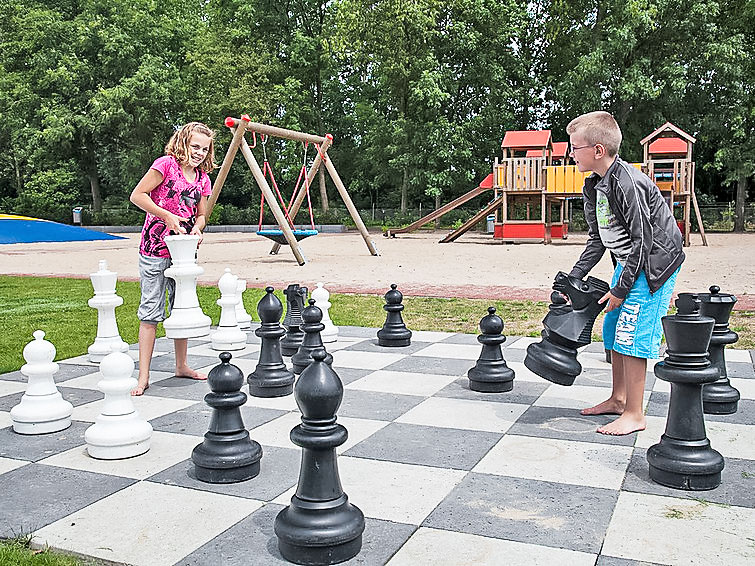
[0,0,752,223]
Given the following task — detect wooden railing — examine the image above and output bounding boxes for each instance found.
[494,158,546,191]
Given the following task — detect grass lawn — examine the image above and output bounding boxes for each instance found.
[0,275,752,374]
[0,537,103,565]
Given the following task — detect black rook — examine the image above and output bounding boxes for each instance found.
[699,286,740,414]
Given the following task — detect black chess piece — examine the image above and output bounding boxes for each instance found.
[699,286,740,415]
[468,307,515,393]
[191,352,263,483]
[524,272,609,386]
[646,294,724,490]
[274,350,365,564]
[377,283,412,347]
[248,287,295,398]
[292,299,334,375]
[281,284,308,356]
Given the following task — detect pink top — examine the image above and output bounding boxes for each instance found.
[138,156,212,258]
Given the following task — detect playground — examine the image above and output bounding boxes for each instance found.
[2,229,754,307]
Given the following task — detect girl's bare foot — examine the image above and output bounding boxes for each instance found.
[175,366,207,380]
[131,380,150,396]
[580,398,625,416]
[597,414,646,436]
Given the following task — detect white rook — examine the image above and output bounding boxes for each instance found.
[211,268,247,351]
[312,282,338,343]
[88,259,129,362]
[163,235,211,339]
[85,351,152,459]
[11,331,73,434]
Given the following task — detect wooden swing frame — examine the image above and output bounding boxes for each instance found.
[207,115,379,265]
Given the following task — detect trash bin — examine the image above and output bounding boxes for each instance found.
[486,214,495,233]
[72,206,83,225]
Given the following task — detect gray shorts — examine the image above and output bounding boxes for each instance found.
[138,254,175,323]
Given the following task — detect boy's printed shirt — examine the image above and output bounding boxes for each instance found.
[139,156,212,258]
[596,191,632,264]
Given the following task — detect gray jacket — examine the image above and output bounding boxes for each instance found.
[569,157,685,299]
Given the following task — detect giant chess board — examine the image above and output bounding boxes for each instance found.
[1,326,754,565]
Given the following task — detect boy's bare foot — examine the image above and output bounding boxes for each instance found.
[131,381,150,396]
[580,398,625,416]
[175,366,207,381]
[597,414,646,436]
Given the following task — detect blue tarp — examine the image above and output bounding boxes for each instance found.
[0,217,125,244]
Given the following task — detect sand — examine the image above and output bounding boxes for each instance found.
[1,230,753,308]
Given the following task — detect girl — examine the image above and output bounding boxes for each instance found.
[129,122,216,395]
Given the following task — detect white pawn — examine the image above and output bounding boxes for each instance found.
[211,268,247,351]
[85,350,152,459]
[88,259,129,362]
[312,282,338,343]
[235,278,253,330]
[163,235,211,339]
[11,331,74,434]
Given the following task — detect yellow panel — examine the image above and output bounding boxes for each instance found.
[546,166,555,192]
[566,167,575,193]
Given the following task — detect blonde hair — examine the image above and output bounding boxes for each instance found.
[566,111,622,156]
[165,122,217,173]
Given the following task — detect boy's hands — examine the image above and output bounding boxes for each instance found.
[599,291,623,312]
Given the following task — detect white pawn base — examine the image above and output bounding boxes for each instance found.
[11,393,73,434]
[321,327,338,344]
[164,309,211,339]
[88,337,129,363]
[211,327,247,351]
[86,413,153,459]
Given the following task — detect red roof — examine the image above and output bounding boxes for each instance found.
[525,149,546,157]
[649,137,688,155]
[552,142,568,158]
[502,130,552,149]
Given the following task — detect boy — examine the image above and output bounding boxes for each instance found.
[567,111,685,435]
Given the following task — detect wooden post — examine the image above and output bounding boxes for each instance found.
[323,156,379,256]
[237,131,307,265]
[269,136,333,255]
[319,167,329,212]
[206,116,250,218]
[226,117,327,145]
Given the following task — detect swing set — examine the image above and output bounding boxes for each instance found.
[207,114,379,265]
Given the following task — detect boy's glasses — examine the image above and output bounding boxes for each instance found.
[569,144,595,155]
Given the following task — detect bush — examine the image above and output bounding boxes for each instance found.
[7,165,83,223]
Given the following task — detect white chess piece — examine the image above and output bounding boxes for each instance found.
[312,282,338,343]
[88,259,129,362]
[211,268,247,351]
[235,278,253,330]
[162,235,211,339]
[85,350,152,459]
[11,331,73,434]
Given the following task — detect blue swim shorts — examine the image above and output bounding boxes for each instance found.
[602,263,680,359]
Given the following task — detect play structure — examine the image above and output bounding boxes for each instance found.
[385,122,706,246]
[208,115,379,265]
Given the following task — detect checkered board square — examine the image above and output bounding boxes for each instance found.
[1,324,754,566]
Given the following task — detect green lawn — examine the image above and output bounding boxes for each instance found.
[1,275,752,374]
[0,537,103,565]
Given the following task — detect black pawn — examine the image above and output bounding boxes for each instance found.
[468,307,515,392]
[646,295,724,490]
[281,284,308,356]
[699,285,740,414]
[274,349,365,564]
[292,299,334,375]
[248,287,295,398]
[377,283,412,347]
[191,352,263,483]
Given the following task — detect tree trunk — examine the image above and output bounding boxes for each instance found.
[318,166,329,212]
[434,193,441,229]
[734,174,747,232]
[12,151,23,194]
[400,166,408,213]
[88,172,102,213]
